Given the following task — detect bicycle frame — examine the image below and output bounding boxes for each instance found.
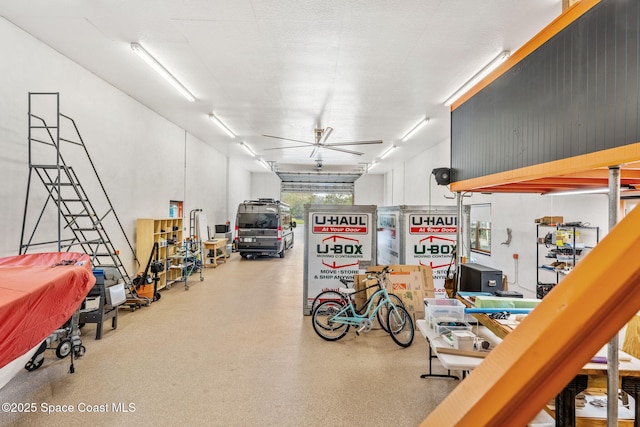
[328,286,399,327]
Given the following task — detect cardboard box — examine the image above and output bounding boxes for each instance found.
[353,274,370,309]
[363,265,436,327]
[393,289,426,322]
[366,264,435,294]
[534,216,564,225]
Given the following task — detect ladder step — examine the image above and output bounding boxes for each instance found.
[30,125,58,129]
[44,182,76,187]
[64,214,93,217]
[32,164,71,170]
[60,239,101,246]
[71,228,103,231]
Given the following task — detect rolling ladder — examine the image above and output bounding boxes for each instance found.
[20,92,146,307]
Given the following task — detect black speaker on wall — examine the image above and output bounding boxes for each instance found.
[432,167,451,185]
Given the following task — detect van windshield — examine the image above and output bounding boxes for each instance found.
[238,213,278,229]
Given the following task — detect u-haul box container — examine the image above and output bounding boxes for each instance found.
[303,205,377,315]
[377,205,470,298]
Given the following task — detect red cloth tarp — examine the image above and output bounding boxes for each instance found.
[0,252,95,370]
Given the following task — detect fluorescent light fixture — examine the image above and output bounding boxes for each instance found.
[130,42,195,102]
[208,113,236,138]
[240,142,256,157]
[380,145,397,160]
[259,159,270,170]
[546,188,610,196]
[401,118,429,142]
[444,50,511,107]
[368,161,377,172]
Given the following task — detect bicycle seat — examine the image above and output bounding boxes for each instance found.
[339,288,356,295]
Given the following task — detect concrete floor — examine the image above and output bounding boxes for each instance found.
[0,225,457,427]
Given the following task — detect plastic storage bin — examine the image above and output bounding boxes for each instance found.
[424,298,466,330]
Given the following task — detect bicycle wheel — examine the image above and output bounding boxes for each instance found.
[375,293,405,333]
[311,290,346,315]
[387,305,414,348]
[312,300,350,341]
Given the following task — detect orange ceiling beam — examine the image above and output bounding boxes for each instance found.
[451,143,640,193]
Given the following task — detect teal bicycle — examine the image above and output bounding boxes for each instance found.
[312,268,414,348]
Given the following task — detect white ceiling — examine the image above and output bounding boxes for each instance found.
[0,0,562,174]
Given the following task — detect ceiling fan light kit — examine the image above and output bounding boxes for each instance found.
[401,117,429,142]
[444,50,510,107]
[208,113,236,138]
[130,42,196,102]
[317,127,333,144]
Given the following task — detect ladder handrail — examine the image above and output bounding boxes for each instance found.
[59,113,138,268]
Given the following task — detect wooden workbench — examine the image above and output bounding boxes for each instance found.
[202,238,228,268]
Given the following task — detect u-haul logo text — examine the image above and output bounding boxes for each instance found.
[409,214,457,234]
[313,214,368,234]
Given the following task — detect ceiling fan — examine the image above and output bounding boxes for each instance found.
[263,127,383,157]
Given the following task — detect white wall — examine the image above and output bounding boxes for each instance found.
[228,157,252,229]
[0,18,253,273]
[354,174,384,206]
[250,172,281,201]
[468,192,607,298]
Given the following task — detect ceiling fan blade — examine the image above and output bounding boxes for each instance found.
[262,134,313,144]
[324,140,384,147]
[309,145,320,158]
[322,146,364,156]
[264,144,316,151]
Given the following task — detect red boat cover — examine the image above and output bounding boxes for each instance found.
[0,252,96,370]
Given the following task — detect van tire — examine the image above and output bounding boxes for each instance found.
[279,248,285,258]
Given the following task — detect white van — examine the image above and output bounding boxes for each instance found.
[235,199,294,258]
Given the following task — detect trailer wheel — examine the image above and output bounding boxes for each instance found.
[56,339,72,359]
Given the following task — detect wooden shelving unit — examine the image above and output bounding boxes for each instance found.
[136,218,183,291]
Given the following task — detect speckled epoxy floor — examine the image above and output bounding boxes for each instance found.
[0,226,457,427]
